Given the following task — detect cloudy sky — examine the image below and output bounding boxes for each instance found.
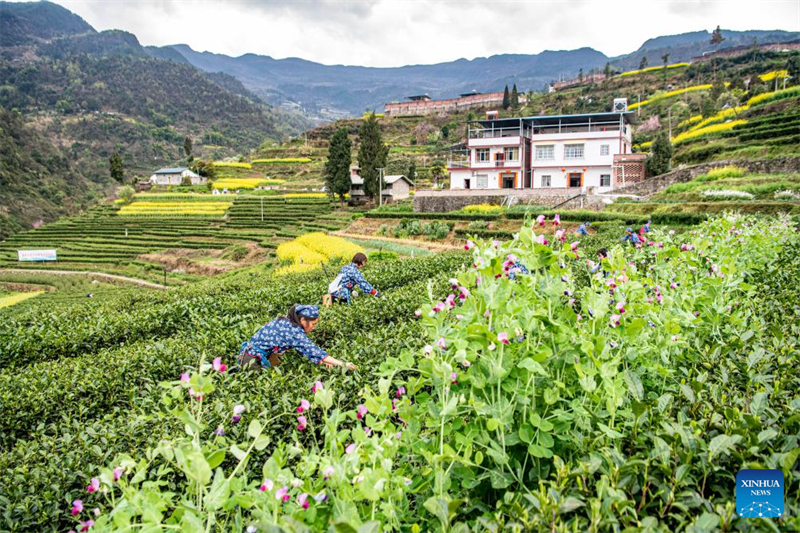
[35,0,800,66]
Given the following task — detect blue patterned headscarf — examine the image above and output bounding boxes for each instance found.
[295,305,320,319]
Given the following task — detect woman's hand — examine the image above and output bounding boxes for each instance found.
[345,362,356,371]
[321,356,355,371]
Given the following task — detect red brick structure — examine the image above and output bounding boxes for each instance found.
[613,154,646,186]
[384,92,526,117]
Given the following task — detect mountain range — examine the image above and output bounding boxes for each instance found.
[165,29,798,120]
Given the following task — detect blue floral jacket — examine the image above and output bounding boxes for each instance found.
[240,318,327,367]
[330,263,378,303]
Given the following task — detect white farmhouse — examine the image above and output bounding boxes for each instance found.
[149,167,207,186]
[381,175,413,201]
[447,104,645,193]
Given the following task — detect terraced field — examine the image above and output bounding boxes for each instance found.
[0,195,353,282]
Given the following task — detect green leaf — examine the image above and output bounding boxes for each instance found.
[423,497,450,526]
[657,393,673,413]
[528,443,553,458]
[708,434,741,461]
[358,522,381,533]
[779,448,800,475]
[758,429,778,444]
[624,370,643,401]
[206,449,226,469]
[248,419,263,439]
[537,431,554,448]
[559,497,584,513]
[474,451,484,465]
[230,444,247,462]
[180,510,205,533]
[333,522,359,533]
[518,424,534,444]
[518,358,547,376]
[486,418,499,431]
[680,384,696,403]
[253,434,270,451]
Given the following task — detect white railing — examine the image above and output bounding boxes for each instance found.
[468,126,523,139]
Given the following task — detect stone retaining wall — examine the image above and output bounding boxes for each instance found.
[413,188,608,212]
[613,157,800,198]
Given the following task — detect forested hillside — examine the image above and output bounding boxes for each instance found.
[0,1,310,236]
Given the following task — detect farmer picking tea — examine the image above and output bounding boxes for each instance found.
[238,305,355,371]
[328,252,382,304]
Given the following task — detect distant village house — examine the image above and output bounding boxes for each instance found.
[349,165,413,202]
[149,167,207,186]
[384,91,527,117]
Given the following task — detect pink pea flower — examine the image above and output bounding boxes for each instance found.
[79,521,94,532]
[260,479,274,491]
[213,425,225,436]
[492,239,500,248]
[86,478,100,493]
[484,310,491,318]
[345,443,356,454]
[555,229,565,242]
[432,302,446,313]
[322,467,334,480]
[297,416,307,431]
[356,404,368,420]
[275,486,290,502]
[364,426,372,436]
[670,282,677,290]
[423,345,432,355]
[577,314,582,321]
[291,479,301,488]
[392,398,398,411]
[669,230,675,235]
[464,240,474,250]
[414,309,422,317]
[536,234,549,245]
[671,335,679,342]
[396,386,406,397]
[314,492,328,503]
[395,431,403,439]
[212,357,227,373]
[553,214,561,226]
[113,467,123,482]
[488,342,496,351]
[298,493,310,510]
[448,278,459,289]
[450,372,458,384]
[71,500,83,516]
[312,381,324,393]
[445,294,456,308]
[437,337,447,350]
[536,214,545,226]
[232,404,245,423]
[497,332,509,344]
[609,314,621,327]
[297,399,310,413]
[570,241,580,251]
[462,360,471,368]
[93,508,100,517]
[615,301,626,314]
[180,373,190,382]
[456,314,464,320]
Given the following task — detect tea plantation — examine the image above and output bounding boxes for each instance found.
[0,213,797,532]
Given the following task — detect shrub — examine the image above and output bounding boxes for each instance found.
[775,190,800,200]
[466,220,488,231]
[701,189,755,200]
[221,244,248,262]
[368,250,398,261]
[116,185,135,205]
[696,165,746,181]
[462,204,503,214]
[421,221,451,240]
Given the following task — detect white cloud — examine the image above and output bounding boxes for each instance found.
[26,0,800,66]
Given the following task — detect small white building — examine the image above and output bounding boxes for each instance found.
[447,103,643,193]
[348,165,413,202]
[149,167,206,186]
[382,175,413,201]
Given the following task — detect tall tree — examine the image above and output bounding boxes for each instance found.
[710,25,725,46]
[357,114,388,200]
[639,56,649,71]
[710,26,725,81]
[324,127,352,203]
[190,159,217,180]
[183,136,193,158]
[407,162,416,183]
[787,55,800,82]
[109,152,124,183]
[578,68,584,83]
[510,84,519,108]
[645,133,672,177]
[604,62,612,80]
[502,85,510,110]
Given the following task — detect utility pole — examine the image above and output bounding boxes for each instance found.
[377,167,385,207]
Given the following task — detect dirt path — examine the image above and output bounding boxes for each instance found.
[331,231,460,251]
[0,269,169,290]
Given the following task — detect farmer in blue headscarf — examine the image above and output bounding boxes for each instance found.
[577,221,591,236]
[328,252,382,304]
[238,305,355,371]
[621,227,641,246]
